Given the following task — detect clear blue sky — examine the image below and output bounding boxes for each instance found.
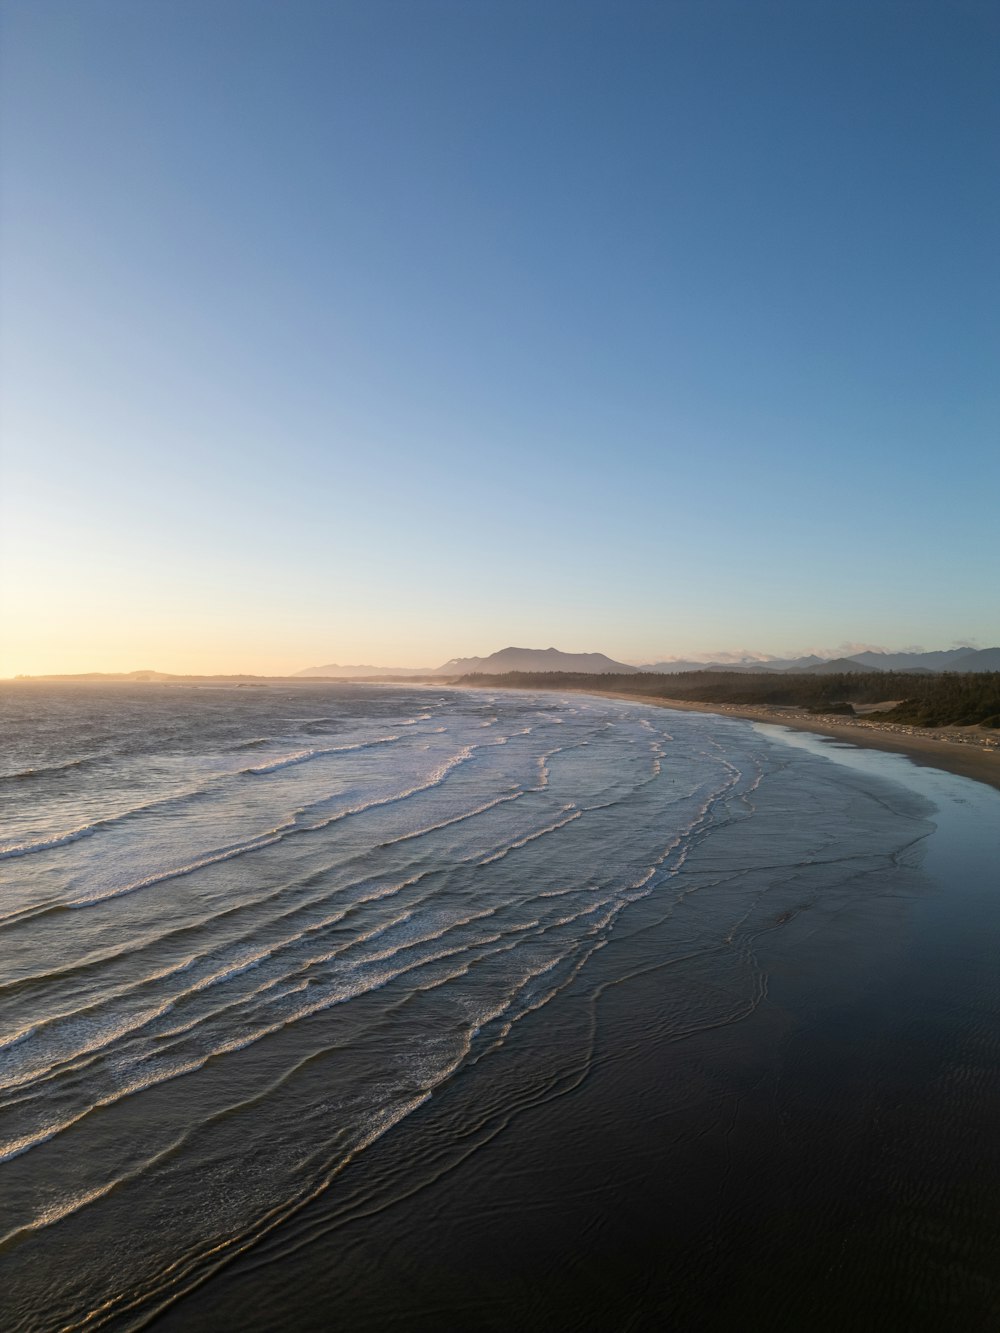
[2,0,997,673]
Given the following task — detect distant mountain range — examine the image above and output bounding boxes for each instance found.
[295,645,1000,678]
[436,647,642,675]
[642,648,1000,674]
[794,647,1000,674]
[12,646,999,684]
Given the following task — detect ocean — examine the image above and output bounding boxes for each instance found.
[1,682,998,1330]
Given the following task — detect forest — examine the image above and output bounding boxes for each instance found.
[456,670,1000,729]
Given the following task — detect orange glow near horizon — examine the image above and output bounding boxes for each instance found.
[0,630,446,680]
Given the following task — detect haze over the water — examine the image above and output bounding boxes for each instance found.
[1,0,997,676]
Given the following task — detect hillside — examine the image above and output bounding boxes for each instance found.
[949,648,1000,673]
[436,647,640,675]
[798,657,873,674]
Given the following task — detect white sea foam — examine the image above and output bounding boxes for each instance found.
[0,824,98,859]
[240,734,402,774]
[240,749,319,775]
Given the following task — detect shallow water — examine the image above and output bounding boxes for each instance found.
[1,683,997,1330]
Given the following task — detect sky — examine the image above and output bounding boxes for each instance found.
[1,0,998,676]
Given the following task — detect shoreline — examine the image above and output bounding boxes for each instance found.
[460,683,1000,794]
[603,691,1000,792]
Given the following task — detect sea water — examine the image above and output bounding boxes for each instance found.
[1,683,996,1330]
